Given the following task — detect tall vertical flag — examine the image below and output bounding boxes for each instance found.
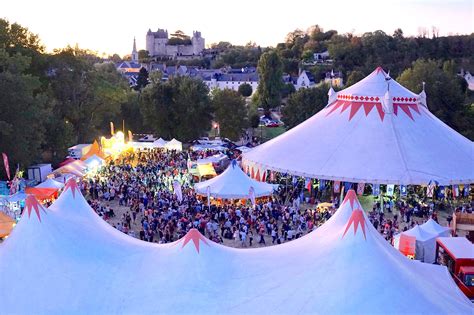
[427,180,437,198]
[173,180,183,202]
[128,130,133,142]
[110,122,115,135]
[249,186,256,206]
[437,186,445,199]
[333,181,341,193]
[452,185,459,198]
[356,182,365,195]
[343,182,352,192]
[319,179,326,190]
[372,184,380,196]
[2,153,10,180]
[305,178,312,191]
[463,185,470,197]
[386,184,395,197]
[400,185,407,197]
[206,186,211,209]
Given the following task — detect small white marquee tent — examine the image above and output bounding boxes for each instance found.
[164,138,182,151]
[194,161,276,199]
[35,178,65,190]
[420,218,451,238]
[394,225,438,263]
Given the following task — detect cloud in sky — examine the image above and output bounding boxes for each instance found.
[2,0,473,56]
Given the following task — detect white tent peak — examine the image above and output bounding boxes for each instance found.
[180,228,210,254]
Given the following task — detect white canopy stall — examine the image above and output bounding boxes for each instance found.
[420,218,451,238]
[194,161,276,199]
[164,138,182,151]
[243,67,474,185]
[394,225,438,263]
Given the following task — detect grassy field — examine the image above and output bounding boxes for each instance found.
[255,126,286,142]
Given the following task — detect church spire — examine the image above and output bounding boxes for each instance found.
[132,37,138,62]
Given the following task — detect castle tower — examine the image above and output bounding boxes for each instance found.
[192,31,205,55]
[146,29,155,56]
[131,37,138,62]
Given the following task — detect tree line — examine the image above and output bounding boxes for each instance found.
[0,19,472,179]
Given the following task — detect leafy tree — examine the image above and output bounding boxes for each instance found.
[281,82,296,98]
[120,91,145,133]
[49,47,128,142]
[281,84,329,129]
[257,51,283,112]
[0,49,47,172]
[249,113,260,129]
[238,83,252,97]
[141,76,212,141]
[138,50,149,61]
[398,59,471,138]
[345,70,366,87]
[134,67,149,91]
[211,89,248,141]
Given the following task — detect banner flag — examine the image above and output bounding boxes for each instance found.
[372,184,380,196]
[2,153,10,180]
[319,179,326,190]
[386,184,395,196]
[249,186,256,206]
[356,182,365,195]
[333,181,341,193]
[173,180,182,202]
[110,122,115,135]
[400,185,407,197]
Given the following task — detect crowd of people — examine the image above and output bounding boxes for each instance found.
[81,148,461,247]
[82,149,336,247]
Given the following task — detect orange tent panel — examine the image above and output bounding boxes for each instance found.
[81,140,106,161]
[0,212,16,238]
[25,187,58,201]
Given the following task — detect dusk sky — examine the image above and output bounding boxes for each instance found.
[2,0,473,56]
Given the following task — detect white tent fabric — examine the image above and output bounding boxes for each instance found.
[243,67,474,185]
[420,218,451,238]
[196,153,228,165]
[0,186,471,314]
[194,161,276,199]
[153,138,168,148]
[437,237,474,259]
[83,154,105,169]
[393,225,438,263]
[164,138,182,151]
[35,178,65,190]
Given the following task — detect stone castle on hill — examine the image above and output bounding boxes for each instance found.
[146,28,205,58]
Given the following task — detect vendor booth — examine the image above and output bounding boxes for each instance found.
[194,160,277,199]
[164,138,182,151]
[394,225,437,263]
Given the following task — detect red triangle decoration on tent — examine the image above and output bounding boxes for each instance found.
[25,195,46,222]
[399,104,414,121]
[251,167,255,179]
[181,228,209,253]
[363,103,375,116]
[408,103,420,115]
[64,178,80,199]
[340,101,351,114]
[325,101,344,116]
[348,102,363,121]
[375,104,385,121]
[255,169,261,182]
[342,189,359,209]
[342,209,367,240]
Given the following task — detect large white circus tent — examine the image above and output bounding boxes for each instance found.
[0,183,471,314]
[243,67,474,185]
[194,160,277,199]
